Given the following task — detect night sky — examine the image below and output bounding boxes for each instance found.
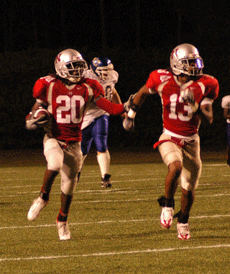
[1,0,230,53]
[0,0,229,150]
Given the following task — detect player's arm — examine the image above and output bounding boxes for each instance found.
[198,98,214,125]
[221,96,230,120]
[111,88,127,119]
[131,84,150,107]
[95,91,136,116]
[123,85,151,131]
[196,75,219,124]
[93,79,133,115]
[95,96,125,115]
[111,88,122,104]
[31,101,47,112]
[223,107,230,120]
[25,100,49,130]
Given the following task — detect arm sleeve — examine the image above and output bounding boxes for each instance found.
[96,97,125,115]
[203,75,219,100]
[33,78,48,103]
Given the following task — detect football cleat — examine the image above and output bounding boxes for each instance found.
[56,221,71,241]
[27,196,48,221]
[101,174,112,188]
[227,158,230,166]
[160,207,174,229]
[177,223,191,240]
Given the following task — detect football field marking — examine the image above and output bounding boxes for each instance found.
[0,244,230,262]
[1,214,230,230]
[1,189,230,199]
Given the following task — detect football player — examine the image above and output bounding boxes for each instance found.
[81,57,124,188]
[221,95,230,166]
[123,43,219,240]
[26,49,130,241]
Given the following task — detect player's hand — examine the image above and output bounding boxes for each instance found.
[180,89,199,112]
[123,93,136,112]
[25,112,48,130]
[123,116,135,131]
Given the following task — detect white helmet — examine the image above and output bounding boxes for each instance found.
[54,49,88,83]
[170,43,204,76]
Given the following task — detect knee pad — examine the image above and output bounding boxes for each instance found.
[61,173,80,195]
[159,141,182,166]
[43,137,63,171]
[60,142,83,195]
[181,160,202,191]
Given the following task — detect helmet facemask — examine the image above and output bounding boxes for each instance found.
[180,57,204,76]
[94,63,114,81]
[65,61,88,83]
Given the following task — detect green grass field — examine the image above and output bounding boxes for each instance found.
[0,150,230,273]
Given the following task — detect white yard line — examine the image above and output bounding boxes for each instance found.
[1,214,230,231]
[0,244,230,262]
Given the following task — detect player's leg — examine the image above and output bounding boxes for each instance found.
[92,115,111,187]
[227,123,230,166]
[57,141,83,240]
[165,161,182,201]
[97,150,111,187]
[81,123,94,161]
[27,136,64,221]
[157,133,183,229]
[177,136,201,240]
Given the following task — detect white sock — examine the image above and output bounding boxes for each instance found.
[97,150,110,178]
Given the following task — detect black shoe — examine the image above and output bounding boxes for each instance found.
[101,174,112,188]
[227,159,230,166]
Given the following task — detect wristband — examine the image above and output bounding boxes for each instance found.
[128,109,136,119]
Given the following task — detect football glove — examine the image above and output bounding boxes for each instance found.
[123,116,135,131]
[123,93,137,112]
[123,93,139,131]
[180,89,199,112]
[25,111,49,130]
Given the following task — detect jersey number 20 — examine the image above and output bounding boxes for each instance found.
[56,95,85,124]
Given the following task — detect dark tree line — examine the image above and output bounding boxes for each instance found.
[0,0,230,150]
[1,0,230,54]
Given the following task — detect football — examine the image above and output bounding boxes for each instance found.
[33,108,49,120]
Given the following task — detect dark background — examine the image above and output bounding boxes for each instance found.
[0,0,229,151]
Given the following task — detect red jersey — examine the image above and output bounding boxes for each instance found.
[33,75,124,142]
[146,69,219,136]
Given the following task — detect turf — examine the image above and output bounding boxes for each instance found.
[0,153,230,273]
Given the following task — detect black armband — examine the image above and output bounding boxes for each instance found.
[130,102,139,112]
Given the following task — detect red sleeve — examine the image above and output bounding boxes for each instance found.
[33,76,55,103]
[96,97,125,115]
[146,69,171,90]
[200,75,219,100]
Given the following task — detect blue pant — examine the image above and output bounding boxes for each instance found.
[227,123,230,146]
[81,115,109,156]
